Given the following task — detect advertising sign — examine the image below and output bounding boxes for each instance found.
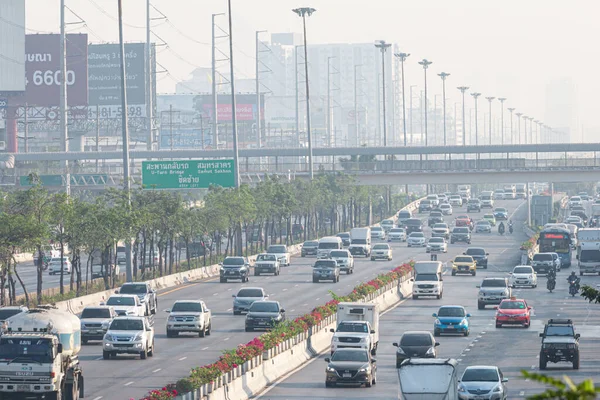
[197,94,261,122]
[159,128,211,149]
[0,0,26,92]
[24,34,88,106]
[142,160,235,189]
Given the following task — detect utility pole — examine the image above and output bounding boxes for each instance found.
[498,97,506,144]
[418,59,432,146]
[169,104,174,150]
[485,97,494,145]
[410,85,416,144]
[227,0,240,188]
[95,104,100,172]
[438,72,450,146]
[23,103,28,153]
[507,108,515,145]
[327,56,334,148]
[295,45,299,144]
[255,30,267,149]
[146,0,153,150]
[375,41,391,147]
[211,13,224,148]
[516,112,522,144]
[394,52,410,147]
[60,0,70,195]
[457,86,469,146]
[471,92,481,146]
[354,65,361,147]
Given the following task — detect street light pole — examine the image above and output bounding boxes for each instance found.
[394,52,410,147]
[354,65,361,146]
[516,113,522,144]
[418,59,432,146]
[211,13,224,149]
[409,85,416,144]
[327,56,335,148]
[256,30,267,149]
[528,117,534,144]
[438,72,450,146]
[375,41,391,147]
[507,108,515,144]
[227,0,240,188]
[485,97,495,145]
[457,86,469,146]
[498,97,506,145]
[471,92,481,146]
[292,7,316,179]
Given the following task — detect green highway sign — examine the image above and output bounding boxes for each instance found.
[141,159,235,189]
[19,175,63,187]
[19,174,110,187]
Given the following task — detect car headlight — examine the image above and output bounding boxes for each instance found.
[220,267,225,272]
[457,385,466,393]
[529,275,533,279]
[503,290,509,295]
[460,319,467,326]
[326,366,336,372]
[359,337,366,343]
[397,347,405,355]
[104,334,113,341]
[168,316,175,321]
[567,344,576,349]
[194,315,201,321]
[426,347,435,355]
[101,321,110,329]
[359,367,371,373]
[434,319,441,325]
[134,333,143,341]
[493,385,502,393]
[80,322,85,329]
[246,316,254,320]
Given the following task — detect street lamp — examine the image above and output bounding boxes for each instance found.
[457,86,469,146]
[256,30,267,149]
[522,115,529,144]
[528,117,534,144]
[375,40,392,147]
[227,0,240,188]
[438,72,450,146]
[507,108,515,144]
[498,97,506,144]
[515,113,523,144]
[418,59,433,146]
[485,97,495,145]
[534,120,539,144]
[292,7,316,179]
[394,52,410,147]
[471,92,481,146]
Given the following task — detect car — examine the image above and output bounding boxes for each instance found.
[451,255,477,276]
[439,204,453,215]
[531,252,560,274]
[407,232,426,247]
[493,190,505,200]
[432,305,471,336]
[232,287,268,315]
[426,194,440,207]
[495,297,531,328]
[477,278,512,309]
[403,218,423,234]
[431,223,450,239]
[428,212,444,227]
[0,306,28,324]
[117,282,158,316]
[493,207,508,220]
[570,209,588,223]
[467,199,481,212]
[475,220,492,233]
[393,331,439,368]
[301,240,319,257]
[426,237,447,253]
[79,306,117,344]
[450,227,471,244]
[245,300,286,332]
[48,257,72,275]
[329,249,354,274]
[370,226,386,240]
[569,196,582,208]
[480,193,494,208]
[103,294,145,317]
[509,265,537,288]
[165,300,212,338]
[539,319,580,370]
[483,214,496,226]
[464,247,489,268]
[437,194,448,203]
[312,259,340,283]
[455,215,473,228]
[254,253,280,276]
[324,348,377,388]
[371,243,392,261]
[458,366,508,400]
[266,245,291,266]
[387,227,407,242]
[397,210,412,224]
[102,316,155,359]
[418,200,433,213]
[565,216,582,225]
[219,256,251,283]
[449,195,463,207]
[336,232,351,247]
[380,219,396,233]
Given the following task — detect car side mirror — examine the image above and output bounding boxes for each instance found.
[527,306,532,310]
[476,285,480,288]
[539,333,544,338]
[330,328,335,333]
[486,253,489,256]
[434,342,440,347]
[410,278,414,282]
[392,342,398,347]
[370,330,375,334]
[232,294,236,298]
[576,255,579,260]
[56,343,63,354]
[164,309,171,313]
[371,359,377,363]
[265,295,269,298]
[114,290,119,294]
[324,357,330,362]
[462,252,466,255]
[493,306,498,309]
[575,333,580,339]
[508,272,512,275]
[501,378,508,383]
[432,313,437,317]
[466,313,471,318]
[205,309,210,313]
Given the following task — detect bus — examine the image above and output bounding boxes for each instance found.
[538,228,572,268]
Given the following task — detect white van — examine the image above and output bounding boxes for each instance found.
[411,261,444,299]
[317,236,343,259]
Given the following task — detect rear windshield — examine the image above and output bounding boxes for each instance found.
[453,228,469,233]
[400,334,433,346]
[0,309,23,321]
[533,254,553,261]
[319,242,340,249]
[513,267,533,274]
[481,279,506,288]
[223,257,245,266]
[466,248,485,255]
[236,289,264,298]
[81,308,111,319]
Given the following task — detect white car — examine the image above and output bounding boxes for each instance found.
[493,190,505,200]
[371,243,392,261]
[380,219,396,232]
[439,204,453,215]
[103,294,145,317]
[426,237,448,253]
[388,228,407,242]
[510,265,537,288]
[431,223,450,239]
[407,232,426,247]
[266,245,290,266]
[569,196,582,208]
[48,257,72,275]
[254,253,280,276]
[103,316,155,359]
[165,300,212,338]
[449,195,463,207]
[329,249,354,274]
[371,226,386,240]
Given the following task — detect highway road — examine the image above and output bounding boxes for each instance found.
[77,199,526,400]
[255,201,600,400]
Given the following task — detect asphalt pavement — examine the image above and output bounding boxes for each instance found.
[255,200,600,400]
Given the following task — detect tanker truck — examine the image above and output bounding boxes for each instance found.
[0,305,83,400]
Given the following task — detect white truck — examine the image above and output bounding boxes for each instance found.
[576,228,600,275]
[592,204,600,218]
[0,305,84,399]
[457,185,471,196]
[515,183,527,199]
[348,227,371,257]
[330,302,379,355]
[411,261,444,299]
[398,358,459,400]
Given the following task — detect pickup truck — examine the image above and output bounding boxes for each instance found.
[117,282,158,316]
[165,300,212,338]
[266,245,291,266]
[103,316,155,359]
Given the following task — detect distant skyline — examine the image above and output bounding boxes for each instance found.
[23,0,599,136]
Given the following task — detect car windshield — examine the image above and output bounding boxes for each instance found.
[533,254,553,261]
[415,274,437,281]
[109,319,144,331]
[468,200,479,204]
[430,212,442,217]
[399,212,411,218]
[390,228,405,233]
[477,221,490,226]
[0,338,53,363]
[371,227,383,232]
[373,244,389,250]
[331,350,369,362]
[400,334,432,346]
[304,241,318,247]
[329,251,348,257]
[106,297,135,306]
[409,233,424,238]
[315,260,337,268]
[514,267,533,274]
[499,301,526,310]
[81,308,111,319]
[441,205,450,209]
[438,307,465,317]
[580,250,600,263]
[223,257,245,266]
[484,214,494,219]
[481,280,506,288]
[257,254,277,261]
[455,256,473,263]
[337,233,350,238]
[319,242,340,249]
[453,228,468,233]
[495,208,507,212]
[381,220,394,225]
[429,238,444,243]
[0,309,23,321]
[405,219,422,226]
[546,325,575,336]
[433,224,447,229]
[337,322,369,333]
[119,284,147,294]
[236,289,264,298]
[172,302,202,312]
[267,246,286,253]
[249,302,279,313]
[462,368,499,382]
[467,249,485,256]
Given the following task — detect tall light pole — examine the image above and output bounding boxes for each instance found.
[498,97,506,144]
[327,56,334,148]
[485,97,495,145]
[534,120,540,144]
[418,59,433,146]
[528,117,534,144]
[227,0,240,188]
[354,64,361,146]
[457,87,469,146]
[507,108,515,144]
[146,0,153,150]
[255,30,267,149]
[438,72,450,146]
[516,112,523,144]
[375,40,391,147]
[292,7,316,179]
[522,115,529,144]
[471,92,481,145]
[394,52,410,147]
[409,85,417,144]
[60,0,69,195]
[212,13,225,148]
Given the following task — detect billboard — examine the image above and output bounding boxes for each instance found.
[0,0,26,92]
[24,34,88,106]
[159,128,211,149]
[200,94,259,122]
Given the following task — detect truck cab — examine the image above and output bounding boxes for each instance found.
[331,303,379,355]
[398,358,458,400]
[576,228,600,275]
[411,261,444,299]
[348,228,371,257]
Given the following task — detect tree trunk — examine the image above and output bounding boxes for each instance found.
[0,268,6,306]
[36,245,43,303]
[102,246,110,290]
[85,253,91,295]
[12,256,29,307]
[69,254,75,292]
[59,239,65,295]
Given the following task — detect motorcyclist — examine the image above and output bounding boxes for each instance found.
[498,221,505,235]
[567,271,580,291]
[508,220,513,234]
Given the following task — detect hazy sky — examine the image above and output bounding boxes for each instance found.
[24,0,600,136]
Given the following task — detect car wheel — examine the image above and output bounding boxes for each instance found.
[372,372,377,385]
[148,340,154,356]
[140,346,148,360]
[472,271,476,276]
[573,353,580,369]
[371,257,375,261]
[102,351,111,360]
[451,271,456,276]
[464,329,470,337]
[539,354,547,370]
[82,339,88,345]
[478,302,484,310]
[366,377,372,388]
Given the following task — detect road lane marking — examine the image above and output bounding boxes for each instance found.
[179,356,187,360]
[95,357,103,360]
[124,382,134,386]
[92,397,103,400]
[153,368,161,373]
[282,288,287,292]
[227,308,232,311]
[224,337,230,341]
[213,292,218,296]
[316,298,320,301]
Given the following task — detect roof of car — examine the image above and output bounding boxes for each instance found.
[439,305,465,309]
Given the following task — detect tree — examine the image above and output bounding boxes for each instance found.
[522,371,600,399]
[580,285,600,303]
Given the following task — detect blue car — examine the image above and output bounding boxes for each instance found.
[433,305,471,337]
[493,208,508,220]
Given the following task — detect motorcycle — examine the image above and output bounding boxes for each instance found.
[498,224,505,236]
[508,224,513,234]
[568,278,580,297]
[547,275,556,292]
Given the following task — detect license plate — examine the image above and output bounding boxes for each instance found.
[556,350,562,354]
[17,385,30,391]
[89,330,98,334]
[343,373,351,378]
[258,321,267,325]
[448,323,453,326]
[228,271,234,275]
[474,397,487,400]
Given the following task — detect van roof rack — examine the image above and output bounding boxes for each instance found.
[547,319,573,325]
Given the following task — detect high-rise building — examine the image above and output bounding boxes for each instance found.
[544,78,576,143]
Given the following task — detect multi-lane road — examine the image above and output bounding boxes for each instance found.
[75,199,534,400]
[256,201,600,400]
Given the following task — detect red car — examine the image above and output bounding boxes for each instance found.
[455,215,472,228]
[495,298,532,328]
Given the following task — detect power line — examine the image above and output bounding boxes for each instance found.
[0,15,51,33]
[0,53,24,65]
[85,0,146,29]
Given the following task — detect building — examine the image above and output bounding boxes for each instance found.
[544,78,576,143]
